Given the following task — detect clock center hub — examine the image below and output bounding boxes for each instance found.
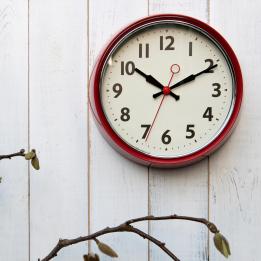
[163,86,171,95]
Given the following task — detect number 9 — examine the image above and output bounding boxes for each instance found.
[112,83,122,98]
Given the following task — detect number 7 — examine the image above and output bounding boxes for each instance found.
[141,124,151,139]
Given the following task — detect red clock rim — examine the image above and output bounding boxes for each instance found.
[90,14,243,167]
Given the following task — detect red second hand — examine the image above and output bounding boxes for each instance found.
[145,95,166,142]
[167,71,175,86]
[145,64,179,142]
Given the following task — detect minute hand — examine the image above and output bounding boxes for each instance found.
[153,64,218,99]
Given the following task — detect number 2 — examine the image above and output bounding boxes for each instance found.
[205,59,214,73]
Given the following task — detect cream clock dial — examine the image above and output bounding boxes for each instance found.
[101,23,234,158]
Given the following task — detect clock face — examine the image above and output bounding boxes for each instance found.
[99,21,236,158]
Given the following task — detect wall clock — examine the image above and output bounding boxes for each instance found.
[89,14,243,168]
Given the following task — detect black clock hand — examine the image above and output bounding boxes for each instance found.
[135,68,163,89]
[135,68,180,100]
[153,64,218,99]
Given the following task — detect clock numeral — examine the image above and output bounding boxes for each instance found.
[189,41,193,56]
[212,83,221,97]
[141,124,151,139]
[112,83,122,98]
[139,43,149,58]
[160,36,175,50]
[121,61,135,75]
[186,124,195,139]
[120,107,130,122]
[161,130,171,144]
[203,107,214,121]
[205,59,214,73]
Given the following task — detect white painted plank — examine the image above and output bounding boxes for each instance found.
[148,2,209,261]
[89,0,149,260]
[29,1,88,260]
[209,1,261,261]
[149,0,208,21]
[149,167,209,261]
[0,1,29,260]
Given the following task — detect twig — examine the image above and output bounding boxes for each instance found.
[39,214,219,261]
[125,214,219,233]
[0,149,25,160]
[129,226,180,260]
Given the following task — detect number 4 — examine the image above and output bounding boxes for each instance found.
[203,107,214,121]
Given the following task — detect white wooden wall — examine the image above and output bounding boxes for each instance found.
[0,0,260,261]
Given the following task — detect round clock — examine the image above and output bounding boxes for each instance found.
[89,14,243,168]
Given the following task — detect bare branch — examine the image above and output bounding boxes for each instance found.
[125,214,219,233]
[129,226,180,260]
[0,149,25,161]
[40,214,220,261]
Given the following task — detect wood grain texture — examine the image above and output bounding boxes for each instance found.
[1,1,261,261]
[209,1,261,260]
[29,1,88,260]
[149,0,208,21]
[148,1,209,261]
[0,1,29,260]
[88,0,149,260]
[148,166,209,261]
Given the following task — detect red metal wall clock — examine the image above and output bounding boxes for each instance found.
[89,14,243,168]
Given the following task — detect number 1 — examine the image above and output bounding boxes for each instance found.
[189,42,192,56]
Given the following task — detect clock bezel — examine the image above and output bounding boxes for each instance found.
[99,20,236,159]
[89,14,243,167]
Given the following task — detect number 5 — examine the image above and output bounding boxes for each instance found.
[186,124,195,139]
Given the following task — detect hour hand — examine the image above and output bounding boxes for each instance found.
[135,68,164,90]
[135,68,180,100]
